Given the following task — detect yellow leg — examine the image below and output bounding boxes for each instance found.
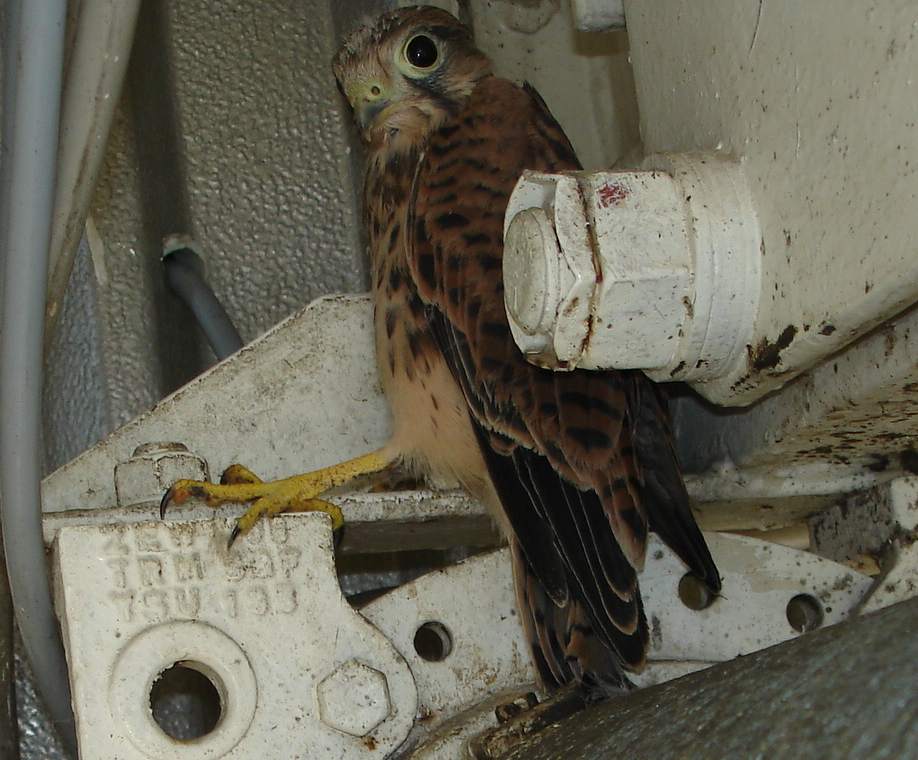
[161,449,393,545]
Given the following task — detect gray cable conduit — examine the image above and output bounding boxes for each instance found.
[0,0,77,753]
[162,239,244,361]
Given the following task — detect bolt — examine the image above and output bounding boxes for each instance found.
[114,442,209,507]
[503,169,692,371]
[316,660,391,737]
[502,156,761,392]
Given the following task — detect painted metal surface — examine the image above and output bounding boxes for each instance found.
[43,295,905,538]
[45,0,373,476]
[624,0,918,404]
[853,477,918,614]
[42,295,390,515]
[672,300,918,477]
[54,515,417,759]
[51,493,879,759]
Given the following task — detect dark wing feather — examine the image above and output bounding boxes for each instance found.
[407,76,718,681]
[628,381,721,590]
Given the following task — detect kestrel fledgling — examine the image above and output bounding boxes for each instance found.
[332,7,720,692]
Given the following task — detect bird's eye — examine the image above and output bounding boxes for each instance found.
[404,35,438,69]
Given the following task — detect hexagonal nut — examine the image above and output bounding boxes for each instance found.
[316,660,391,737]
[579,170,692,371]
[114,442,209,507]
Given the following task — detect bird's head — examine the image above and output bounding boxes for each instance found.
[333,6,491,151]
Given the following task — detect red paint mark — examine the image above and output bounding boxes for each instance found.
[597,181,628,208]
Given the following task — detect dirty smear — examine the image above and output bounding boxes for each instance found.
[748,324,798,371]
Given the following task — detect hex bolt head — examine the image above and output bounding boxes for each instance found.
[316,660,391,737]
[114,442,208,507]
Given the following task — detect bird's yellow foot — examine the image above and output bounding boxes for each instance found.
[160,449,392,547]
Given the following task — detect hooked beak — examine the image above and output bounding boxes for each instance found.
[358,98,391,130]
[353,81,391,130]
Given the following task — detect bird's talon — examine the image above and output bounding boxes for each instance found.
[228,523,242,549]
[159,488,173,520]
[159,479,201,518]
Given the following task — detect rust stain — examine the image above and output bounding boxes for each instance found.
[562,296,580,317]
[748,324,798,371]
[883,328,896,357]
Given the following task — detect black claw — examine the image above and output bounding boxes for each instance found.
[159,489,173,520]
[227,523,241,549]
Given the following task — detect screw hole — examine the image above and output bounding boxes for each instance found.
[678,573,715,611]
[786,594,824,633]
[413,621,453,662]
[150,661,223,741]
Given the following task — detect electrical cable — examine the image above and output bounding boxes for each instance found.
[0,0,77,752]
[162,242,243,361]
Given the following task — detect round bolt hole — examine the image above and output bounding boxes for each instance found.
[786,594,824,633]
[678,573,715,611]
[150,661,223,741]
[413,621,453,662]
